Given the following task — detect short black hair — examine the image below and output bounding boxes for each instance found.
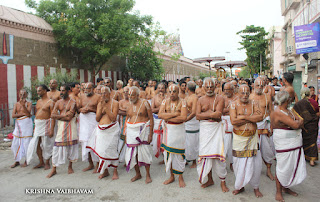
[308,86,315,89]
[69,82,80,88]
[283,72,294,84]
[39,84,49,92]
[97,77,103,83]
[179,80,187,86]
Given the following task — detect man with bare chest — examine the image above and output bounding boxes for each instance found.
[11,89,33,168]
[179,80,187,99]
[230,84,264,198]
[105,77,120,101]
[69,82,81,110]
[47,85,78,178]
[250,78,275,181]
[280,72,298,107]
[118,86,130,163]
[133,80,147,99]
[184,81,199,168]
[79,82,100,172]
[27,85,55,170]
[125,86,154,184]
[116,80,124,100]
[151,83,166,159]
[159,84,187,188]
[195,79,206,97]
[47,79,60,102]
[87,86,120,180]
[196,78,229,192]
[221,82,238,171]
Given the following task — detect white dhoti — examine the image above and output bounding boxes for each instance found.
[185,117,199,161]
[152,114,164,158]
[125,121,152,172]
[257,117,275,164]
[222,115,233,164]
[27,119,54,164]
[52,118,78,167]
[78,112,99,162]
[11,116,33,162]
[87,122,120,173]
[162,122,186,175]
[197,121,227,183]
[117,115,127,163]
[273,129,307,188]
[233,130,262,190]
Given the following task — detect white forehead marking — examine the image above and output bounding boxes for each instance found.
[129,89,134,96]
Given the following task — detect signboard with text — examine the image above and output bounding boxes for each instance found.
[294,22,320,54]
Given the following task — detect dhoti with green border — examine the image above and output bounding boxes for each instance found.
[161,122,186,175]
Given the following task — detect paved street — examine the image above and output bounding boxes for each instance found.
[0,148,319,202]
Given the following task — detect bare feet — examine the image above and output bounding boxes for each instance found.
[93,163,99,173]
[68,167,74,174]
[275,191,285,202]
[112,169,119,180]
[163,176,175,185]
[221,181,229,192]
[267,166,275,181]
[33,163,44,169]
[44,163,51,170]
[230,163,234,172]
[201,179,214,188]
[145,176,152,184]
[254,188,263,198]
[310,160,315,166]
[283,188,298,196]
[159,160,165,165]
[98,169,110,179]
[131,174,142,182]
[46,169,57,178]
[21,161,27,167]
[178,175,186,188]
[11,162,20,168]
[190,161,197,168]
[232,187,245,195]
[83,164,94,172]
[92,169,98,174]
[267,171,275,181]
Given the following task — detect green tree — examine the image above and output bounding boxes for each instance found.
[237,25,268,77]
[238,66,251,78]
[25,0,153,80]
[125,38,164,81]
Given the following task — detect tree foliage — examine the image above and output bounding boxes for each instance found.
[237,25,268,77]
[125,38,164,81]
[238,66,251,79]
[27,71,79,101]
[25,0,153,75]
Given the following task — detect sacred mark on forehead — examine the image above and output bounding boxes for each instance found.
[169,85,176,91]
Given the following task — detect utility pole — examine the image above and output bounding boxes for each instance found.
[260,53,262,75]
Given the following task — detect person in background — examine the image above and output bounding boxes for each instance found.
[293,87,319,166]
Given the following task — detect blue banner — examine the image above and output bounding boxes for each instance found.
[294,22,320,54]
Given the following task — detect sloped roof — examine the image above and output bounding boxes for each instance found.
[0,5,52,31]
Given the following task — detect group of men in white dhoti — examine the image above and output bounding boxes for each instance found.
[9,75,308,201]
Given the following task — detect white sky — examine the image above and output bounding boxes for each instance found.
[1,0,283,61]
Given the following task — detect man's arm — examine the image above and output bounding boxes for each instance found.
[245,102,264,123]
[118,102,127,116]
[230,103,247,126]
[167,100,188,123]
[48,101,56,137]
[96,101,104,122]
[146,101,154,143]
[158,100,179,120]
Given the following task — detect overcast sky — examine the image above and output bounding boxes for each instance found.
[1,0,283,61]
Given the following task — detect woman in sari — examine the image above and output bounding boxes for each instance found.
[293,87,319,166]
[308,86,318,102]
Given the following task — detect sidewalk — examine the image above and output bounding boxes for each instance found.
[0,149,319,201]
